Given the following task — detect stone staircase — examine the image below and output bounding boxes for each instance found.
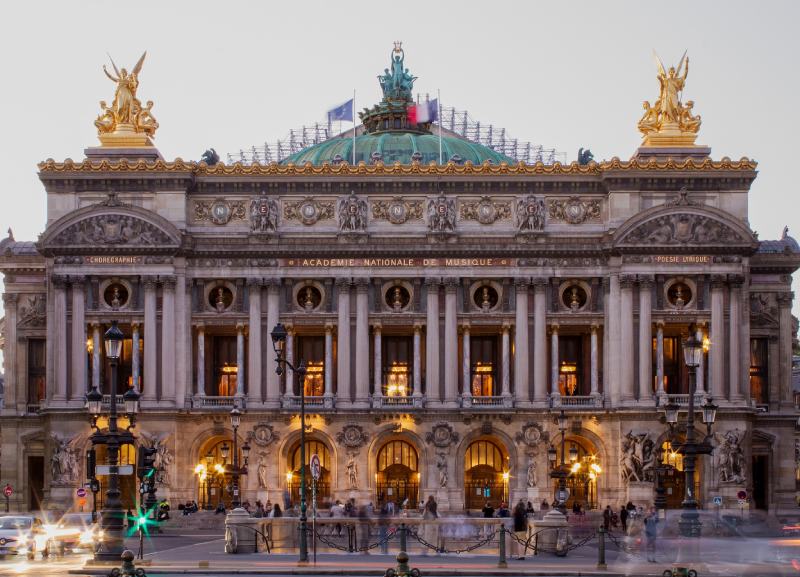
[160,511,227,532]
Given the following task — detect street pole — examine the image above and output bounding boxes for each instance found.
[679,363,701,538]
[232,423,240,509]
[98,347,124,559]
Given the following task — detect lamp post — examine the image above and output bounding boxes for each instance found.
[653,445,668,516]
[271,323,309,565]
[86,320,140,561]
[548,410,569,515]
[224,408,251,509]
[663,326,716,560]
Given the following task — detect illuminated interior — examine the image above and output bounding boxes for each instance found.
[386,363,408,396]
[303,362,324,397]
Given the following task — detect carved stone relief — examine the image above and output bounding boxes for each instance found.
[624,214,743,245]
[516,195,545,233]
[517,257,606,267]
[549,196,601,223]
[50,433,82,484]
[514,421,550,447]
[337,422,369,448]
[249,192,279,233]
[18,294,46,327]
[194,197,247,225]
[427,193,456,234]
[372,198,424,224]
[425,422,460,448]
[460,196,512,224]
[248,423,280,447]
[338,192,368,233]
[188,258,278,267]
[53,215,172,246]
[283,197,335,225]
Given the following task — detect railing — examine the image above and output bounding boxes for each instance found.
[25,404,41,414]
[373,395,424,409]
[656,393,707,407]
[101,394,124,406]
[282,395,335,409]
[553,395,603,408]
[193,396,246,408]
[462,395,513,408]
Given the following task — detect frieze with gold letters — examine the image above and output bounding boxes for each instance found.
[460,196,512,224]
[194,198,247,225]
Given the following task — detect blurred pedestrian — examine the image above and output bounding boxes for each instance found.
[602,505,612,531]
[512,500,528,560]
[620,506,629,532]
[644,507,658,563]
[482,501,495,518]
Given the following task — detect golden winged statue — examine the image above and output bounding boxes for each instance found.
[94,51,158,144]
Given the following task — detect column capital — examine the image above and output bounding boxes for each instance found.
[777,291,795,307]
[246,278,263,290]
[443,277,460,293]
[602,278,610,294]
[70,275,87,290]
[264,278,281,293]
[462,324,470,335]
[284,324,294,334]
[51,275,70,290]
[709,274,726,290]
[373,325,382,335]
[531,277,549,292]
[142,275,159,290]
[696,321,707,329]
[501,324,511,334]
[325,324,334,335]
[590,325,600,334]
[160,275,177,291]
[131,322,140,331]
[514,277,530,290]
[185,280,194,294]
[656,321,665,331]
[424,277,441,290]
[355,277,371,293]
[1,293,19,306]
[638,274,655,288]
[236,325,246,335]
[413,324,422,334]
[728,274,746,289]
[335,277,352,292]
[91,322,101,331]
[550,324,559,334]
[619,274,637,289]
[196,325,206,335]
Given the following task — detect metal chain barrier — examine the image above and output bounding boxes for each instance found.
[314,525,398,553]
[504,527,595,555]
[605,529,685,559]
[408,528,499,554]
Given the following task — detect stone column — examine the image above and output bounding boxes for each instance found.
[161,276,177,405]
[619,275,636,403]
[695,324,706,394]
[285,326,294,396]
[52,276,69,403]
[608,276,621,406]
[425,278,440,403]
[247,279,262,405]
[462,325,471,399]
[196,326,206,396]
[602,279,610,399]
[778,291,795,406]
[501,325,511,399]
[532,278,549,404]
[324,325,334,399]
[131,323,140,392]
[550,325,560,402]
[656,322,665,395]
[354,278,371,407]
[590,325,600,398]
[443,278,459,408]
[236,325,246,399]
[709,274,726,400]
[1,294,18,411]
[373,326,382,397]
[71,276,87,403]
[638,275,654,404]
[142,276,158,404]
[91,323,101,392]
[413,324,422,398]
[514,278,530,404]
[728,275,744,401]
[265,279,282,408]
[336,278,352,404]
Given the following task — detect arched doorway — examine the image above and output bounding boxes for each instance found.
[464,439,508,510]
[553,438,600,510]
[95,444,137,510]
[661,439,690,509]
[195,438,245,510]
[288,439,331,510]
[376,439,419,508]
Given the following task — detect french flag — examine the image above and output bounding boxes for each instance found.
[409,98,438,124]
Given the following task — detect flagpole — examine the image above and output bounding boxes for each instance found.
[352,90,356,165]
[438,89,442,164]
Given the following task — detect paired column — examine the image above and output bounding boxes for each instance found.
[324,325,334,399]
[461,325,471,398]
[236,325,246,398]
[265,279,282,408]
[709,275,725,400]
[443,278,459,407]
[514,278,530,404]
[425,278,440,403]
[373,326,382,397]
[161,276,177,405]
[778,291,795,406]
[601,279,610,400]
[354,278,371,407]
[656,323,665,395]
[131,323,140,392]
[71,276,87,403]
[196,326,206,396]
[590,326,600,398]
[501,325,511,399]
[532,278,549,404]
[550,325,560,401]
[142,276,158,404]
[92,323,101,392]
[607,276,621,405]
[728,275,744,400]
[413,325,422,398]
[638,275,654,403]
[247,279,262,405]
[336,278,352,404]
[52,276,69,403]
[2,294,18,411]
[619,275,636,403]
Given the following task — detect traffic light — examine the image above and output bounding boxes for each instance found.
[137,446,157,480]
[85,449,96,480]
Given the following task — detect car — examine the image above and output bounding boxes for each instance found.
[0,515,48,560]
[45,513,102,555]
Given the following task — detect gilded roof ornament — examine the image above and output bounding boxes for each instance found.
[93,52,158,148]
[638,51,703,147]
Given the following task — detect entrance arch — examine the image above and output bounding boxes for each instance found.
[288,439,332,509]
[195,437,244,510]
[554,437,600,510]
[95,444,137,510]
[375,439,419,508]
[464,438,508,510]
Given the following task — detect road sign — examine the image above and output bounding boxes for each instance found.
[90,479,100,493]
[738,500,749,509]
[77,488,87,498]
[3,487,11,498]
[96,465,134,476]
[713,497,722,506]
[310,454,321,481]
[78,498,87,507]
[737,490,747,500]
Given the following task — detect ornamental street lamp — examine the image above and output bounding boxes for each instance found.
[653,445,668,515]
[271,323,309,565]
[224,408,251,509]
[549,410,570,515]
[86,320,140,561]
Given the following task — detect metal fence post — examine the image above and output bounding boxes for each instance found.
[597,525,607,570]
[399,521,407,554]
[498,523,507,568]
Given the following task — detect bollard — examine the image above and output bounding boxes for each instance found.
[348,523,355,553]
[497,523,507,568]
[119,549,146,577]
[597,525,607,570]
[383,523,419,577]
[399,521,407,554]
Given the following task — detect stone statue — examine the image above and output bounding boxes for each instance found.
[99,52,158,138]
[427,194,456,234]
[250,193,278,233]
[346,452,359,489]
[620,431,654,484]
[577,148,594,166]
[517,195,544,233]
[436,453,448,487]
[339,192,368,233]
[379,43,416,102]
[142,432,173,485]
[257,452,268,488]
[200,149,220,166]
[50,433,81,484]
[526,454,538,488]
[717,429,746,483]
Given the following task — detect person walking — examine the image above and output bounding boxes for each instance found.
[378,504,390,554]
[620,506,629,533]
[602,505,612,531]
[422,496,439,555]
[512,500,528,560]
[643,507,658,563]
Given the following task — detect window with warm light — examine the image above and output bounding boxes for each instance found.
[749,338,769,404]
[652,335,684,394]
[27,339,46,404]
[471,336,498,396]
[557,336,584,396]
[295,336,325,396]
[382,336,412,396]
[303,362,324,397]
[209,336,239,396]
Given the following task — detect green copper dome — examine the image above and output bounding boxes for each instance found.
[281,133,515,166]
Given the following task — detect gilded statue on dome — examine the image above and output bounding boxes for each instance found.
[638,51,701,146]
[93,52,158,146]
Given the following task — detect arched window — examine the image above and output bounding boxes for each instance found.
[464,439,507,510]
[291,440,331,472]
[376,440,419,508]
[289,439,332,508]
[377,440,418,473]
[465,440,505,472]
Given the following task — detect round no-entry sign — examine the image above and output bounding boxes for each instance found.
[737,490,747,500]
[77,488,87,498]
[4,486,11,498]
[310,454,321,481]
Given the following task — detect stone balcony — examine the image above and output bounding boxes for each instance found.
[282,394,335,410]
[461,394,513,409]
[551,394,604,408]
[191,396,246,409]
[372,394,424,409]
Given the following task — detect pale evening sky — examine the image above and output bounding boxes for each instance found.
[0,0,798,325]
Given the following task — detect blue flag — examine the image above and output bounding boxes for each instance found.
[328,99,354,122]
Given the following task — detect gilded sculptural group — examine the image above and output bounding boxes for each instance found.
[95,52,159,139]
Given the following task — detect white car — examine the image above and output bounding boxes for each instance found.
[45,513,102,554]
[0,516,48,560]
